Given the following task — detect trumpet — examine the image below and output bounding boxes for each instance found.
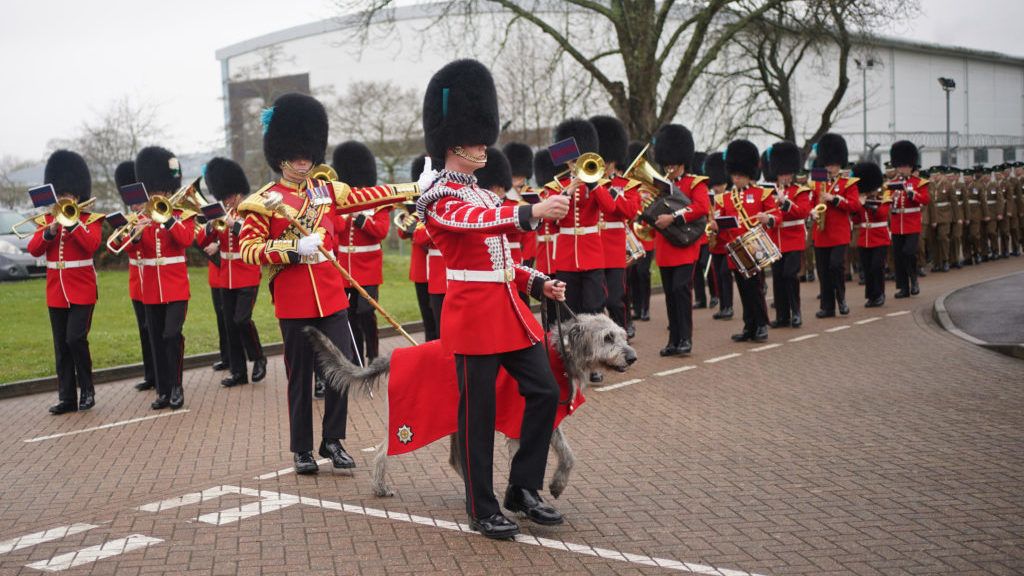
[10,197,96,239]
[558,152,605,195]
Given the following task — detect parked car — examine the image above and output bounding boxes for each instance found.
[0,209,47,280]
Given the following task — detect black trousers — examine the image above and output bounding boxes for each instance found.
[771,251,802,323]
[211,287,228,364]
[892,233,919,292]
[279,311,356,453]
[712,253,733,309]
[429,293,445,335]
[659,263,694,346]
[415,282,438,341]
[859,246,887,301]
[455,343,559,520]
[556,270,606,315]
[145,301,187,398]
[345,285,380,364]
[603,268,627,329]
[222,286,264,378]
[693,244,712,303]
[49,305,94,403]
[626,250,653,316]
[132,299,156,387]
[815,245,847,313]
[734,271,769,332]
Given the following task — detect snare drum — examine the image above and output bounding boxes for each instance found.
[726,225,781,279]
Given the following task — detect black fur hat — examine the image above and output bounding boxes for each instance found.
[422,59,500,161]
[554,118,599,156]
[769,141,802,176]
[653,124,695,170]
[889,140,919,168]
[263,93,329,172]
[851,162,883,194]
[475,147,513,191]
[533,148,556,185]
[331,141,377,187]
[203,157,250,201]
[589,115,628,168]
[759,150,775,182]
[410,155,427,181]
[44,150,92,202]
[626,140,648,166]
[502,142,533,179]
[725,139,760,179]
[691,152,708,176]
[703,152,728,187]
[135,146,181,194]
[815,132,848,167]
[114,161,136,190]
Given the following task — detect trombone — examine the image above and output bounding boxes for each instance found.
[105,209,149,254]
[10,197,96,239]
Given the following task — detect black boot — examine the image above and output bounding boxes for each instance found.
[470,513,519,540]
[169,386,184,410]
[838,301,850,315]
[212,360,228,371]
[910,277,920,296]
[134,381,154,391]
[677,339,692,354]
[48,401,77,415]
[713,307,734,320]
[791,312,802,328]
[659,343,681,357]
[503,485,563,525]
[220,373,248,388]
[318,439,356,469]
[294,452,319,475]
[815,309,835,319]
[731,330,754,342]
[151,395,170,410]
[251,357,267,382]
[78,392,95,411]
[752,325,768,342]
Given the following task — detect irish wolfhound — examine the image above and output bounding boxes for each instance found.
[306,313,637,499]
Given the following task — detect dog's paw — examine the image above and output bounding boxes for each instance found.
[548,481,564,499]
[373,487,395,497]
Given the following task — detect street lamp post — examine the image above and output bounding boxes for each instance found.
[855,58,876,160]
[938,77,957,165]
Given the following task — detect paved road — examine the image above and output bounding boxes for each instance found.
[1,258,1023,575]
[943,270,1024,345]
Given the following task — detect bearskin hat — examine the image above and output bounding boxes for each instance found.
[410,155,427,181]
[331,141,377,187]
[691,152,708,176]
[114,161,136,190]
[203,157,250,201]
[703,152,728,187]
[589,115,628,168]
[815,132,848,167]
[725,139,760,179]
[653,124,695,170]
[553,118,599,156]
[44,150,92,202]
[135,146,181,194]
[475,147,513,191]
[769,141,802,176]
[263,93,329,172]
[626,140,648,166]
[760,150,776,182]
[851,162,883,194]
[502,142,533,179]
[533,149,556,186]
[423,59,500,161]
[889,140,919,168]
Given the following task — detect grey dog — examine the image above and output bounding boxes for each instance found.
[306,313,637,498]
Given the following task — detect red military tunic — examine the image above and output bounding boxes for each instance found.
[28,212,103,308]
[336,207,390,286]
[769,184,812,253]
[106,221,146,301]
[600,175,642,269]
[553,178,616,272]
[716,185,779,271]
[398,222,429,284]
[419,171,548,355]
[810,176,861,248]
[532,183,559,275]
[194,224,225,290]
[136,211,194,305]
[654,174,710,268]
[706,187,727,256]
[888,175,930,235]
[197,221,262,289]
[501,197,525,264]
[854,200,892,248]
[511,188,539,263]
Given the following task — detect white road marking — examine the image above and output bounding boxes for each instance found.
[653,366,696,377]
[825,325,850,333]
[23,410,191,443]
[750,343,782,352]
[137,485,247,513]
[788,334,819,342]
[24,534,161,572]
[253,458,331,480]
[886,310,910,317]
[361,446,376,452]
[196,494,300,525]
[855,317,881,325]
[594,378,644,392]
[705,353,741,364]
[0,524,97,556]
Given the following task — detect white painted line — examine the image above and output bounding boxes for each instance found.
[886,310,910,317]
[24,534,161,572]
[0,524,98,556]
[253,458,331,480]
[137,485,247,513]
[788,334,819,342]
[750,343,782,352]
[704,353,741,364]
[196,494,300,525]
[825,325,850,333]
[855,317,881,325]
[23,410,191,443]
[654,366,697,377]
[361,446,376,452]
[594,378,644,392]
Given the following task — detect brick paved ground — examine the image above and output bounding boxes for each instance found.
[1,258,1023,575]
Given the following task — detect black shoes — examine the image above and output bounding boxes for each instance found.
[318,439,356,469]
[503,485,563,526]
[659,340,691,357]
[659,344,681,357]
[220,374,248,388]
[693,300,707,309]
[79,393,95,411]
[589,372,604,383]
[731,331,753,342]
[865,296,885,308]
[314,378,326,399]
[251,357,267,382]
[151,395,170,410]
[134,381,154,391]
[917,267,928,277]
[815,309,835,319]
[910,278,920,296]
[894,289,909,299]
[212,360,228,371]
[838,301,850,315]
[942,263,950,272]
[713,307,733,320]
[169,386,184,410]
[791,312,802,328]
[709,297,720,308]
[677,339,692,354]
[769,319,790,329]
[294,452,319,475]
[470,513,520,540]
[639,310,650,321]
[625,324,636,340]
[48,401,77,415]
[752,326,768,342]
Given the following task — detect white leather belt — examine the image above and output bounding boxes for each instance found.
[507,242,522,249]
[428,249,442,257]
[782,220,805,228]
[601,221,626,230]
[299,252,329,265]
[219,252,241,260]
[559,226,599,235]
[446,268,514,283]
[891,207,921,214]
[968,200,980,204]
[141,256,186,266]
[537,235,555,242]
[128,258,142,267]
[338,243,382,254]
[934,201,950,207]
[47,259,93,270]
[986,200,996,205]
[859,222,888,229]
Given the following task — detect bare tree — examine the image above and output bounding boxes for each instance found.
[0,155,33,210]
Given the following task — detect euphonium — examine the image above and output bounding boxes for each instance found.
[10,197,96,239]
[622,143,673,196]
[632,189,657,243]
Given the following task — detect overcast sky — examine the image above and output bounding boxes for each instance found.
[1,0,1021,162]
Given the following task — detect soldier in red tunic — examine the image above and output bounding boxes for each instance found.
[704,152,734,320]
[503,142,538,270]
[810,133,862,318]
[625,140,655,322]
[418,59,571,540]
[766,141,812,328]
[28,150,103,414]
[199,158,267,387]
[887,140,931,298]
[397,155,439,341]
[850,162,890,307]
[531,149,559,279]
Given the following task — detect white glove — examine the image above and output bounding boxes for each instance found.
[296,233,323,257]
[417,156,440,192]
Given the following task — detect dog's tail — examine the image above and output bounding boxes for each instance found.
[304,326,391,397]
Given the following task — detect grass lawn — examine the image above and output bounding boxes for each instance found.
[0,252,418,384]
